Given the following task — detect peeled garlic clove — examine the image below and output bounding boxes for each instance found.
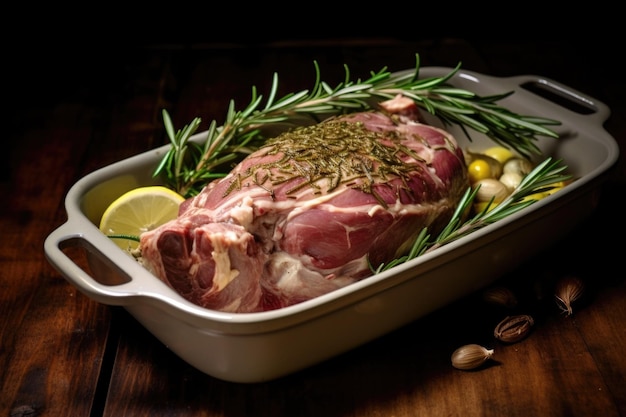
[499,171,524,191]
[473,178,510,203]
[451,344,494,370]
[503,157,534,177]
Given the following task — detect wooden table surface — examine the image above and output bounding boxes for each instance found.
[2,37,625,417]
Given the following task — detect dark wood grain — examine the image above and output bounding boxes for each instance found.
[2,37,625,417]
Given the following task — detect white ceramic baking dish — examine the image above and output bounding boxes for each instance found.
[44,67,619,383]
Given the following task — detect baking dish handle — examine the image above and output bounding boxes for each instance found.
[44,220,163,306]
[508,74,611,124]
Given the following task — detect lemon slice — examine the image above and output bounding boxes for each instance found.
[99,186,185,250]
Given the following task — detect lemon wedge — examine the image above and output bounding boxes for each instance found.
[482,146,515,164]
[99,186,185,250]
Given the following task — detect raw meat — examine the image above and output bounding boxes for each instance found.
[139,95,469,312]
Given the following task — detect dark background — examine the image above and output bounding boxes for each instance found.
[3,10,626,414]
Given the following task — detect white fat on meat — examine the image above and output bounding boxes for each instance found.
[139,96,469,312]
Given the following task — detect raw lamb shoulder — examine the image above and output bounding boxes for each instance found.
[139,95,470,313]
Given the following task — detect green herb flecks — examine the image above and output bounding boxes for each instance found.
[223,120,426,206]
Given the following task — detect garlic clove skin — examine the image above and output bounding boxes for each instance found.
[451,344,494,370]
[494,315,534,343]
[555,276,585,316]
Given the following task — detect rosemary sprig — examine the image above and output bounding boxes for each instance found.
[154,54,561,198]
[371,157,571,273]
